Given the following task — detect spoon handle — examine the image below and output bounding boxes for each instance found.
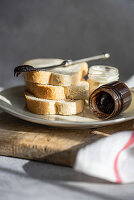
[66,53,110,66]
[32,53,110,70]
[14,53,110,77]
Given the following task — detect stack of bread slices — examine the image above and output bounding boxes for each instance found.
[23,58,89,115]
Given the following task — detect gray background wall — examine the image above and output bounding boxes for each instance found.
[0,0,134,88]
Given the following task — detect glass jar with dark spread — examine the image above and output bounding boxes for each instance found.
[89,81,132,119]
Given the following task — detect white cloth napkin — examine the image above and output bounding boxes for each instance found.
[125,75,134,88]
[0,87,4,112]
[75,131,134,183]
[0,87,3,92]
[75,76,134,184]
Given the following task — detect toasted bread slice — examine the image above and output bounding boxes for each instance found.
[25,81,89,100]
[23,59,88,86]
[24,91,84,115]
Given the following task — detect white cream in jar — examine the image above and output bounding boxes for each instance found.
[88,65,119,94]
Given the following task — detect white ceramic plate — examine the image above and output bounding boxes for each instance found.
[0,86,134,128]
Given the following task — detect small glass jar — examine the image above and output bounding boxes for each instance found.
[88,65,119,95]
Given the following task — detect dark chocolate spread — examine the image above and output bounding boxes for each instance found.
[96,91,114,114]
[14,65,35,77]
[89,81,132,119]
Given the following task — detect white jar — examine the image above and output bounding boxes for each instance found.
[88,65,119,94]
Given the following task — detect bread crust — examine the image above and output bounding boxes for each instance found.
[24,91,84,115]
[25,81,89,100]
[25,81,65,100]
[23,59,88,86]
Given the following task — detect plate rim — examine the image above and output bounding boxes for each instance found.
[0,85,134,128]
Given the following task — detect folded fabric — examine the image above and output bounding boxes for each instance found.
[125,75,134,88]
[0,87,3,92]
[75,130,134,183]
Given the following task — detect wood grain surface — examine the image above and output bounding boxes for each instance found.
[0,111,134,166]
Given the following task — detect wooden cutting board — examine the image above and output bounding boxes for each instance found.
[0,111,134,167]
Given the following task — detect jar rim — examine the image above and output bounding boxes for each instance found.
[89,65,119,74]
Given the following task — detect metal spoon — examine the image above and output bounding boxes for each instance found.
[14,53,110,77]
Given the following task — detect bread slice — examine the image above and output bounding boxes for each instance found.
[24,91,84,115]
[23,59,88,86]
[25,81,89,100]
